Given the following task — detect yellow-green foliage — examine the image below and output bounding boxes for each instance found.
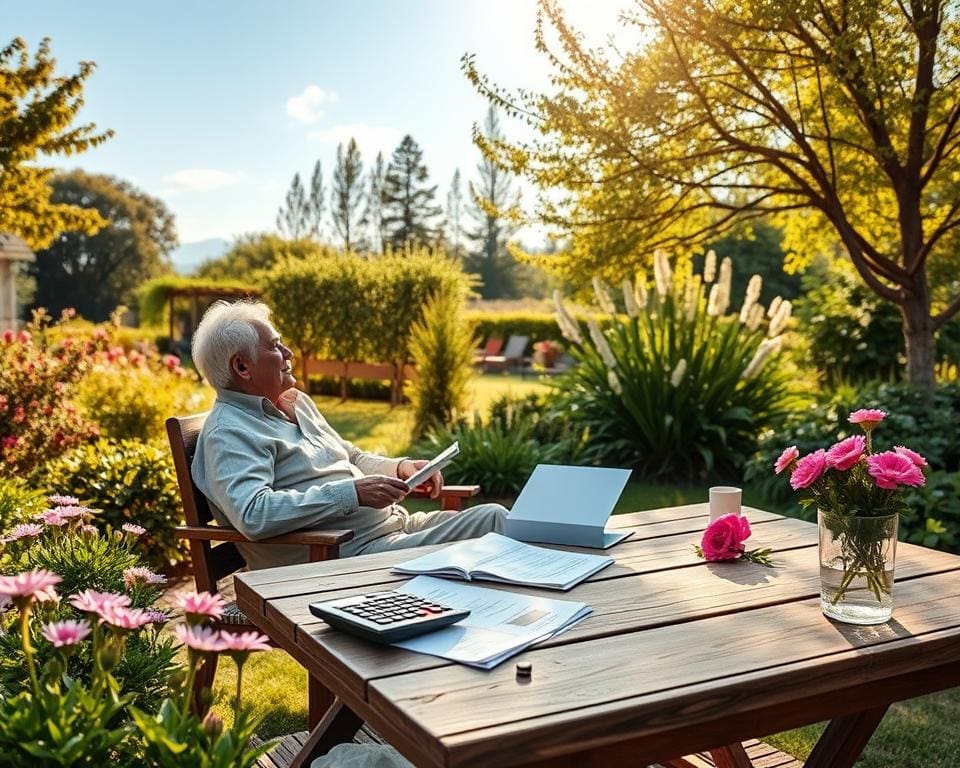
[137,276,259,326]
[77,367,212,441]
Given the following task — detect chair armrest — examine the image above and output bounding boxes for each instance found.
[410,484,480,500]
[174,525,354,547]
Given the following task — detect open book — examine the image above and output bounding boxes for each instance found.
[392,532,612,591]
[404,442,459,490]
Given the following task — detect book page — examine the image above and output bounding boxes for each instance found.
[404,441,460,490]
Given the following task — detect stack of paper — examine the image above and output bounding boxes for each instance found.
[392,576,591,669]
[392,532,612,591]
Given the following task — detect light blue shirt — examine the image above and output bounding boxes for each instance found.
[192,388,405,569]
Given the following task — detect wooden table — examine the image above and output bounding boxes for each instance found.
[235,505,960,768]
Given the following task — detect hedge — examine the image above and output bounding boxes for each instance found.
[465,310,590,354]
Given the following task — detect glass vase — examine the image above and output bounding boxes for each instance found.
[818,509,898,625]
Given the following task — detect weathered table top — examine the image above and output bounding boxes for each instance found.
[236,505,960,768]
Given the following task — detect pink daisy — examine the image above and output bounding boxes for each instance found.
[122,567,167,588]
[69,589,131,615]
[219,630,272,653]
[0,569,61,603]
[176,591,226,622]
[42,619,92,647]
[35,510,70,527]
[121,523,146,536]
[2,523,45,542]
[47,494,80,506]
[98,605,154,631]
[175,623,229,653]
[774,445,799,475]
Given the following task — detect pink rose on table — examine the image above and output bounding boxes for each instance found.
[774,445,799,475]
[825,435,865,471]
[790,449,827,490]
[700,514,752,561]
[867,451,926,490]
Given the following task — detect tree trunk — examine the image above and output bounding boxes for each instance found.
[900,283,936,403]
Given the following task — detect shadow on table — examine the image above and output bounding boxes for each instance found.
[703,561,783,586]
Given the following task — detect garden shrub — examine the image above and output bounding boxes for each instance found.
[0,477,46,532]
[551,254,795,480]
[408,291,477,439]
[902,470,960,553]
[43,438,186,568]
[794,260,960,382]
[0,309,107,479]
[419,393,586,498]
[308,375,393,400]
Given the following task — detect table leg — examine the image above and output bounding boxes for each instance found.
[308,673,334,730]
[290,698,364,768]
[804,705,888,768]
[708,743,753,768]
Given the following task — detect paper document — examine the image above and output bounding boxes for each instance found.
[392,576,591,669]
[393,532,612,590]
[404,442,459,490]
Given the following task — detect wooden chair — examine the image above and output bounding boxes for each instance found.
[472,336,504,365]
[483,334,530,372]
[165,413,480,725]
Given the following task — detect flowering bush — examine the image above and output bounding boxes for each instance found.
[532,339,563,368]
[551,251,794,479]
[776,409,927,605]
[0,500,273,765]
[0,309,108,479]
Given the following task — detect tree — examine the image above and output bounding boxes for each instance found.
[381,135,442,249]
[464,0,960,396]
[29,171,176,321]
[0,37,113,249]
[446,168,466,260]
[195,233,324,281]
[331,138,366,250]
[364,152,387,254]
[465,107,521,298]
[276,172,309,239]
[306,159,327,240]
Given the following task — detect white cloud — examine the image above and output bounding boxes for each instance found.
[286,84,338,124]
[307,122,402,159]
[161,169,245,192]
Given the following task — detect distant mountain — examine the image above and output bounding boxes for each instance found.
[168,238,231,275]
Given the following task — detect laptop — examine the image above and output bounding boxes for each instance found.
[503,464,633,549]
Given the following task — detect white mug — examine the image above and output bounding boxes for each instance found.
[709,486,742,522]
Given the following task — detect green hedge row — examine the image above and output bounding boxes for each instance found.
[466,310,585,353]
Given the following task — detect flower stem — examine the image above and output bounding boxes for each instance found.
[20,605,40,696]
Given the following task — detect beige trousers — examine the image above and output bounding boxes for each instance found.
[355,503,508,555]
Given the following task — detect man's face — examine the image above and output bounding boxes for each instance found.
[239,322,295,403]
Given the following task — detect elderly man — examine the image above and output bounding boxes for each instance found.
[189,300,507,570]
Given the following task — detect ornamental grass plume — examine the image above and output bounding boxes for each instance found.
[653,249,673,297]
[592,276,616,315]
[738,275,763,322]
[586,317,617,370]
[552,291,584,345]
[703,249,717,283]
[622,279,639,318]
[670,359,687,387]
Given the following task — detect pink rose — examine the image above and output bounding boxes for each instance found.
[774,445,799,475]
[790,449,827,490]
[700,514,751,561]
[848,409,887,428]
[893,446,927,467]
[825,435,865,471]
[867,451,926,490]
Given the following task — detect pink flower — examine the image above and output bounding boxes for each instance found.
[867,451,926,490]
[69,589,131,615]
[2,523,45,542]
[175,623,229,653]
[700,514,752,561]
[122,567,167,588]
[52,505,89,520]
[848,409,887,429]
[790,449,827,490]
[219,630,272,653]
[176,591,226,622]
[774,445,799,475]
[99,605,154,631]
[42,619,91,647]
[121,523,146,536]
[0,569,61,603]
[825,435,866,472]
[48,494,80,506]
[162,354,180,370]
[1,330,13,344]
[144,609,169,625]
[35,510,70,527]
[894,446,927,468]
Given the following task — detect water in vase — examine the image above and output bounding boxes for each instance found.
[819,565,894,624]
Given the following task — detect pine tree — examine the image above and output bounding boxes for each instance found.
[276,172,309,239]
[364,152,386,254]
[446,168,466,261]
[306,159,326,240]
[381,135,442,250]
[466,107,520,298]
[0,37,113,249]
[331,138,365,250]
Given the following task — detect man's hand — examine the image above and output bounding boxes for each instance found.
[354,475,410,508]
[397,459,443,499]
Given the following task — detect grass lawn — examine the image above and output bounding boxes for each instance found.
[207,373,960,766]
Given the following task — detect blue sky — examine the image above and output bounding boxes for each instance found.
[11,0,629,245]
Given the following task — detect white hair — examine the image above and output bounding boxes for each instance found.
[191,300,271,390]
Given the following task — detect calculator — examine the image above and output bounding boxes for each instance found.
[308,590,470,644]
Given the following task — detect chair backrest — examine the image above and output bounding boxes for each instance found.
[502,335,529,358]
[483,337,504,356]
[166,413,245,593]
